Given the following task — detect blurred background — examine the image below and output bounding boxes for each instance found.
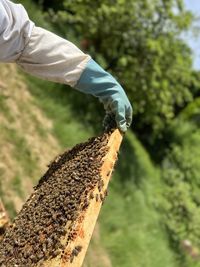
[0,0,200,266]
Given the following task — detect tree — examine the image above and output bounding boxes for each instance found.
[39,0,194,138]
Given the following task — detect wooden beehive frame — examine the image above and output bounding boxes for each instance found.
[40,129,123,267]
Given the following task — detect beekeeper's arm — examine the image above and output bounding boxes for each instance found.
[0,0,132,132]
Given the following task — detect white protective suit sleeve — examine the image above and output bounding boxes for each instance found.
[17,26,91,87]
[0,1,133,131]
[0,0,91,87]
[0,0,34,62]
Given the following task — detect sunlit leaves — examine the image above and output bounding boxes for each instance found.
[42,0,197,138]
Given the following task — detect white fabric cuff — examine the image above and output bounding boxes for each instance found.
[17,26,91,87]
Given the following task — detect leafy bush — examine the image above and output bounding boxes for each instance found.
[160,120,200,265]
[35,0,195,139]
[179,97,200,127]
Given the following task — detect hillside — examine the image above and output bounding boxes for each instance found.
[0,64,59,215]
[0,62,179,267]
[0,63,111,267]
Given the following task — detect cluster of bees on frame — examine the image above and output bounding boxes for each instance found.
[89,179,109,204]
[0,128,116,267]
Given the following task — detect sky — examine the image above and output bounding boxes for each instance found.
[184,0,200,70]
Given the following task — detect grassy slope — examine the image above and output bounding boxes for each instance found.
[0,63,111,267]
[0,64,60,218]
[99,133,178,267]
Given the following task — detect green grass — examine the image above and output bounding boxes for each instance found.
[0,125,37,176]
[99,132,178,267]
[100,187,178,267]
[0,124,38,219]
[0,176,17,219]
[0,95,14,122]
[21,74,94,148]
[11,175,25,199]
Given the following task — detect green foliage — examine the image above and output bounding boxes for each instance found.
[42,0,195,138]
[178,97,200,127]
[16,0,53,30]
[160,120,200,265]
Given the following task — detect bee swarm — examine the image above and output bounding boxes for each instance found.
[0,129,115,267]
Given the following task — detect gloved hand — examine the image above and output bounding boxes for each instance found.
[75,59,133,132]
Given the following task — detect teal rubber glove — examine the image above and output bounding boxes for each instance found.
[75,59,133,132]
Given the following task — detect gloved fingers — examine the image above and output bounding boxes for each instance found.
[103,96,133,132]
[103,112,117,131]
[126,106,133,128]
[114,104,127,132]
